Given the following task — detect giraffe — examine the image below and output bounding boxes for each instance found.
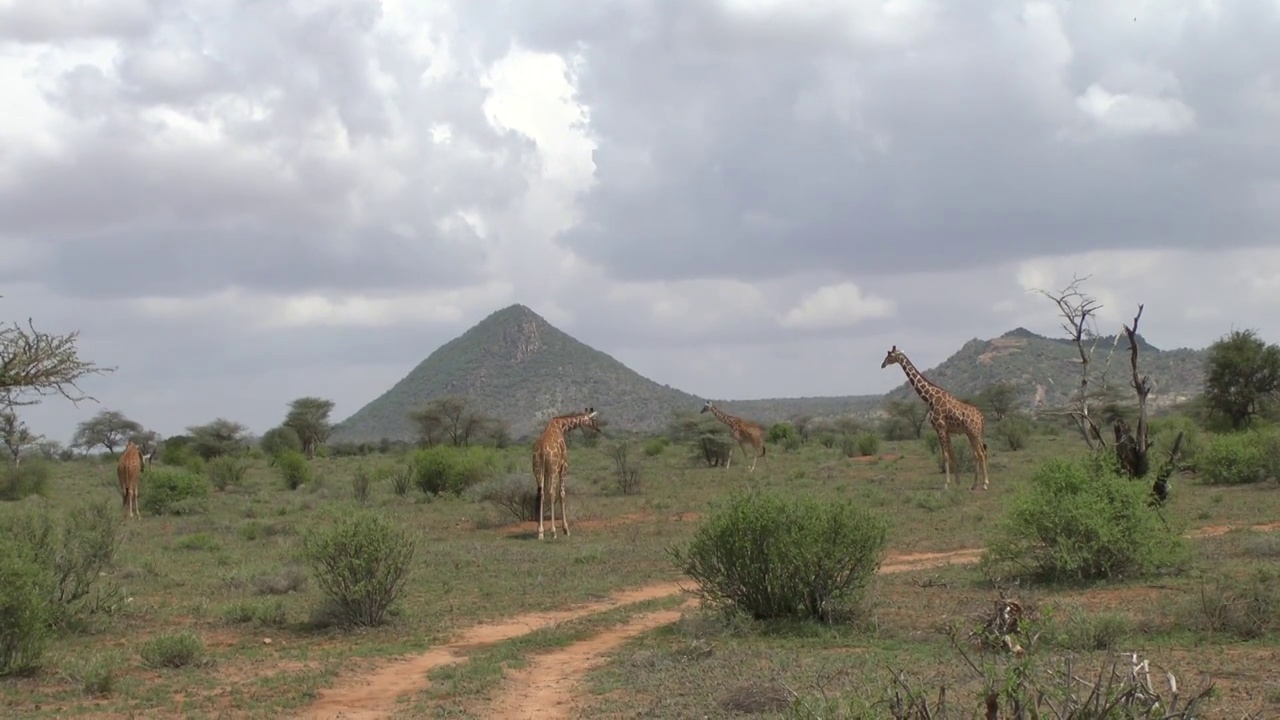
[700,401,768,472]
[117,440,144,519]
[881,345,990,490]
[531,407,601,540]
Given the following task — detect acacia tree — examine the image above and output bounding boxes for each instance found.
[0,406,41,465]
[186,418,250,459]
[883,399,928,439]
[283,396,335,458]
[0,313,113,407]
[1036,276,1181,502]
[978,383,1019,421]
[409,397,498,447]
[72,409,143,456]
[128,429,164,466]
[1203,329,1280,430]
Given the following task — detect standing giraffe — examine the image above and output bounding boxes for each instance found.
[117,440,144,519]
[881,345,990,490]
[532,407,601,540]
[700,401,768,472]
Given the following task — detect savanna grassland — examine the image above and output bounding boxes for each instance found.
[4,422,1280,720]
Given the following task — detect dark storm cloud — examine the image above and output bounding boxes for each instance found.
[459,0,1280,282]
[3,0,535,299]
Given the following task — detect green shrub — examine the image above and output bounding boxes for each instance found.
[386,463,412,497]
[275,450,311,490]
[924,434,977,474]
[1197,432,1269,485]
[671,489,887,623]
[0,460,50,501]
[410,446,499,497]
[642,437,668,456]
[471,474,540,522]
[302,511,415,628]
[878,417,915,441]
[1148,415,1202,470]
[982,454,1190,584]
[782,435,802,452]
[854,433,880,457]
[141,468,210,516]
[766,423,797,444]
[995,415,1031,451]
[0,542,50,676]
[205,455,248,491]
[351,467,372,504]
[139,631,205,669]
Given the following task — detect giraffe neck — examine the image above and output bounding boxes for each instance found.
[709,405,740,428]
[550,415,591,437]
[898,356,941,406]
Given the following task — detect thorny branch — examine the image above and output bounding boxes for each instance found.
[0,314,114,407]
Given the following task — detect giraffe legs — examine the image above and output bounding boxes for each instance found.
[558,474,571,537]
[536,473,547,540]
[967,433,990,491]
[936,429,955,490]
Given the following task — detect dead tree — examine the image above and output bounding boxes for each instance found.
[0,313,113,407]
[1038,278,1183,502]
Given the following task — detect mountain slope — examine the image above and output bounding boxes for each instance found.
[330,305,705,441]
[881,328,1207,412]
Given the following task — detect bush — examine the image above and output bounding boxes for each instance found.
[609,441,643,496]
[205,455,248,491]
[410,446,498,497]
[671,489,888,622]
[0,543,50,676]
[1148,415,1202,471]
[472,474,540,522]
[387,463,412,497]
[766,423,796,444]
[0,461,50,501]
[141,468,210,516]
[995,415,1031,451]
[302,511,415,627]
[139,631,205,669]
[982,454,1190,584]
[275,450,311,490]
[351,467,373,503]
[854,433,880,457]
[1,500,123,631]
[924,433,977,474]
[642,437,668,456]
[878,417,915,441]
[1197,432,1270,485]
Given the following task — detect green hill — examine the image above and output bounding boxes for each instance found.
[331,308,1210,444]
[329,305,705,441]
[880,328,1206,412]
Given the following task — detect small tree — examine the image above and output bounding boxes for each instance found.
[409,397,498,447]
[0,408,41,465]
[0,315,112,407]
[283,397,335,459]
[260,425,303,460]
[185,418,249,460]
[71,410,142,456]
[978,382,1018,421]
[1203,329,1280,430]
[883,399,927,439]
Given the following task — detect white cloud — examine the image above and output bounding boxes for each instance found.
[1075,84,1196,136]
[779,282,895,330]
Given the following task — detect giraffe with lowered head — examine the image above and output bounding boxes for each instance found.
[117,440,144,519]
[700,400,768,472]
[532,407,601,540]
[881,345,990,490]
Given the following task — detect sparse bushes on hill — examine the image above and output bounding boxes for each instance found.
[302,510,415,628]
[141,468,210,516]
[1196,431,1275,485]
[982,454,1190,584]
[671,489,888,623]
[275,450,311,490]
[410,446,500,497]
[0,460,50,501]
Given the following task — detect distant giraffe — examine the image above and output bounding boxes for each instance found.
[117,440,144,519]
[700,401,768,472]
[881,345,990,490]
[531,408,601,540]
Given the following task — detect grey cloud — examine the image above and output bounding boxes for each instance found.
[0,0,158,42]
[4,1,535,299]
[461,1,1280,283]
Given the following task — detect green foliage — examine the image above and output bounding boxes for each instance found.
[854,432,880,457]
[259,425,302,459]
[205,455,248,491]
[184,418,249,460]
[141,468,211,516]
[1148,414,1202,470]
[0,460,50,501]
[71,410,142,455]
[410,446,499,497]
[351,466,372,504]
[765,422,796,444]
[670,489,887,622]
[0,500,123,631]
[883,399,927,439]
[301,510,416,628]
[1203,328,1280,430]
[1196,431,1272,485]
[139,632,205,669]
[995,414,1032,451]
[982,454,1190,583]
[642,437,668,456]
[283,397,335,458]
[275,450,311,490]
[0,543,50,676]
[877,416,915,441]
[924,433,978,474]
[977,382,1019,420]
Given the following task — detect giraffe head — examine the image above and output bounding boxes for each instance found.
[880,345,906,369]
[699,400,714,414]
[575,407,602,434]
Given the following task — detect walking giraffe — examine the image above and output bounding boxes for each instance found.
[881,345,990,490]
[117,440,144,519]
[700,400,768,472]
[532,407,601,540]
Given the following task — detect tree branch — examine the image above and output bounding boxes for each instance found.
[0,316,114,406]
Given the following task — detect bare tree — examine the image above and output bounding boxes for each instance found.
[0,406,41,465]
[0,313,113,407]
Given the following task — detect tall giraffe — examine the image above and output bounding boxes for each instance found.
[531,407,601,540]
[700,401,768,472]
[881,345,990,490]
[117,440,144,519]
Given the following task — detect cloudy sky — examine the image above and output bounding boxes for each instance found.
[4,0,1280,443]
